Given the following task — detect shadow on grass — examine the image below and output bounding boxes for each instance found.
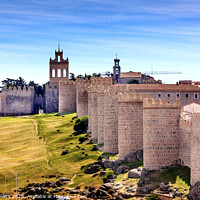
[160,166,190,185]
[150,166,190,186]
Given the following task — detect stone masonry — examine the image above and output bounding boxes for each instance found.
[1,86,35,116]
[143,98,181,170]
[59,81,76,113]
[76,78,90,118]
[118,93,151,161]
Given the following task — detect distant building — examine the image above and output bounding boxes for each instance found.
[112,58,161,84]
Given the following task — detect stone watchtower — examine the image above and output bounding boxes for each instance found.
[49,45,69,83]
[113,57,121,84]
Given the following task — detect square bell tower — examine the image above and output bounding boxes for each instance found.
[49,45,69,84]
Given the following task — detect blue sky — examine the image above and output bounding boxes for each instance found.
[0,0,200,85]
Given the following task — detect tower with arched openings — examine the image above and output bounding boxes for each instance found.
[49,45,69,83]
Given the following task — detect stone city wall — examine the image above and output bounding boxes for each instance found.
[191,114,200,186]
[76,78,90,118]
[178,112,191,168]
[103,85,127,153]
[88,85,98,142]
[1,86,35,116]
[143,98,181,170]
[59,81,76,113]
[45,84,59,113]
[118,93,151,161]
[97,85,109,144]
[34,95,45,113]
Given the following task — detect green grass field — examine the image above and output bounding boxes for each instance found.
[0,113,191,198]
[0,113,104,195]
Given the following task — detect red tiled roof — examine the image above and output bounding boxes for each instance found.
[120,72,142,78]
[115,84,200,92]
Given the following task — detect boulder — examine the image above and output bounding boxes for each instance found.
[59,177,70,182]
[188,181,200,200]
[84,164,101,174]
[88,186,95,192]
[56,180,63,187]
[99,171,106,176]
[114,166,129,175]
[49,175,56,178]
[96,189,109,198]
[107,174,117,179]
[128,168,142,178]
[101,183,114,191]
[61,150,69,155]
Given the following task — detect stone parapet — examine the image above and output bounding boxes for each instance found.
[143,98,181,109]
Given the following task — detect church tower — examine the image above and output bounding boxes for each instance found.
[113,57,121,83]
[49,45,69,84]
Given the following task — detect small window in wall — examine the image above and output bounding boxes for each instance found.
[58,69,61,77]
[58,56,60,62]
[63,69,66,77]
[186,94,189,98]
[176,93,180,98]
[194,93,199,99]
[167,93,171,98]
[158,93,161,98]
[52,69,55,77]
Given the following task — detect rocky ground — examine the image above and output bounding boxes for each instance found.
[6,157,192,200]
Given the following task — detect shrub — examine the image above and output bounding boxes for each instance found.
[74,116,88,133]
[78,136,88,143]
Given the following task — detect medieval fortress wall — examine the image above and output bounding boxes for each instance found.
[75,80,200,186]
[1,86,35,116]
[143,99,180,170]
[1,48,200,186]
[59,81,76,113]
[45,84,59,113]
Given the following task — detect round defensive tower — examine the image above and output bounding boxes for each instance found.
[104,85,127,153]
[97,85,109,144]
[118,92,151,161]
[143,98,181,170]
[76,78,90,118]
[88,85,98,142]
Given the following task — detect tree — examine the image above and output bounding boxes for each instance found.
[70,73,76,81]
[127,79,140,84]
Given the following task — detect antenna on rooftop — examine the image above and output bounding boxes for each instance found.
[116,53,118,59]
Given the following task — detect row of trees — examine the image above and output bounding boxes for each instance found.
[1,77,45,96]
[70,73,101,81]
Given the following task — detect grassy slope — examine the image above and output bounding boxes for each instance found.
[0,113,191,198]
[0,113,104,195]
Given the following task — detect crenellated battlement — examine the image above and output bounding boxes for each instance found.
[143,98,181,108]
[118,92,152,103]
[75,77,90,84]
[90,77,112,85]
[59,80,76,85]
[2,86,34,93]
[76,81,90,89]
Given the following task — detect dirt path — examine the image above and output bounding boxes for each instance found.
[33,119,51,168]
[70,175,77,184]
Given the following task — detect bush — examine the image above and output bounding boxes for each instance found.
[78,136,88,143]
[74,115,88,133]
